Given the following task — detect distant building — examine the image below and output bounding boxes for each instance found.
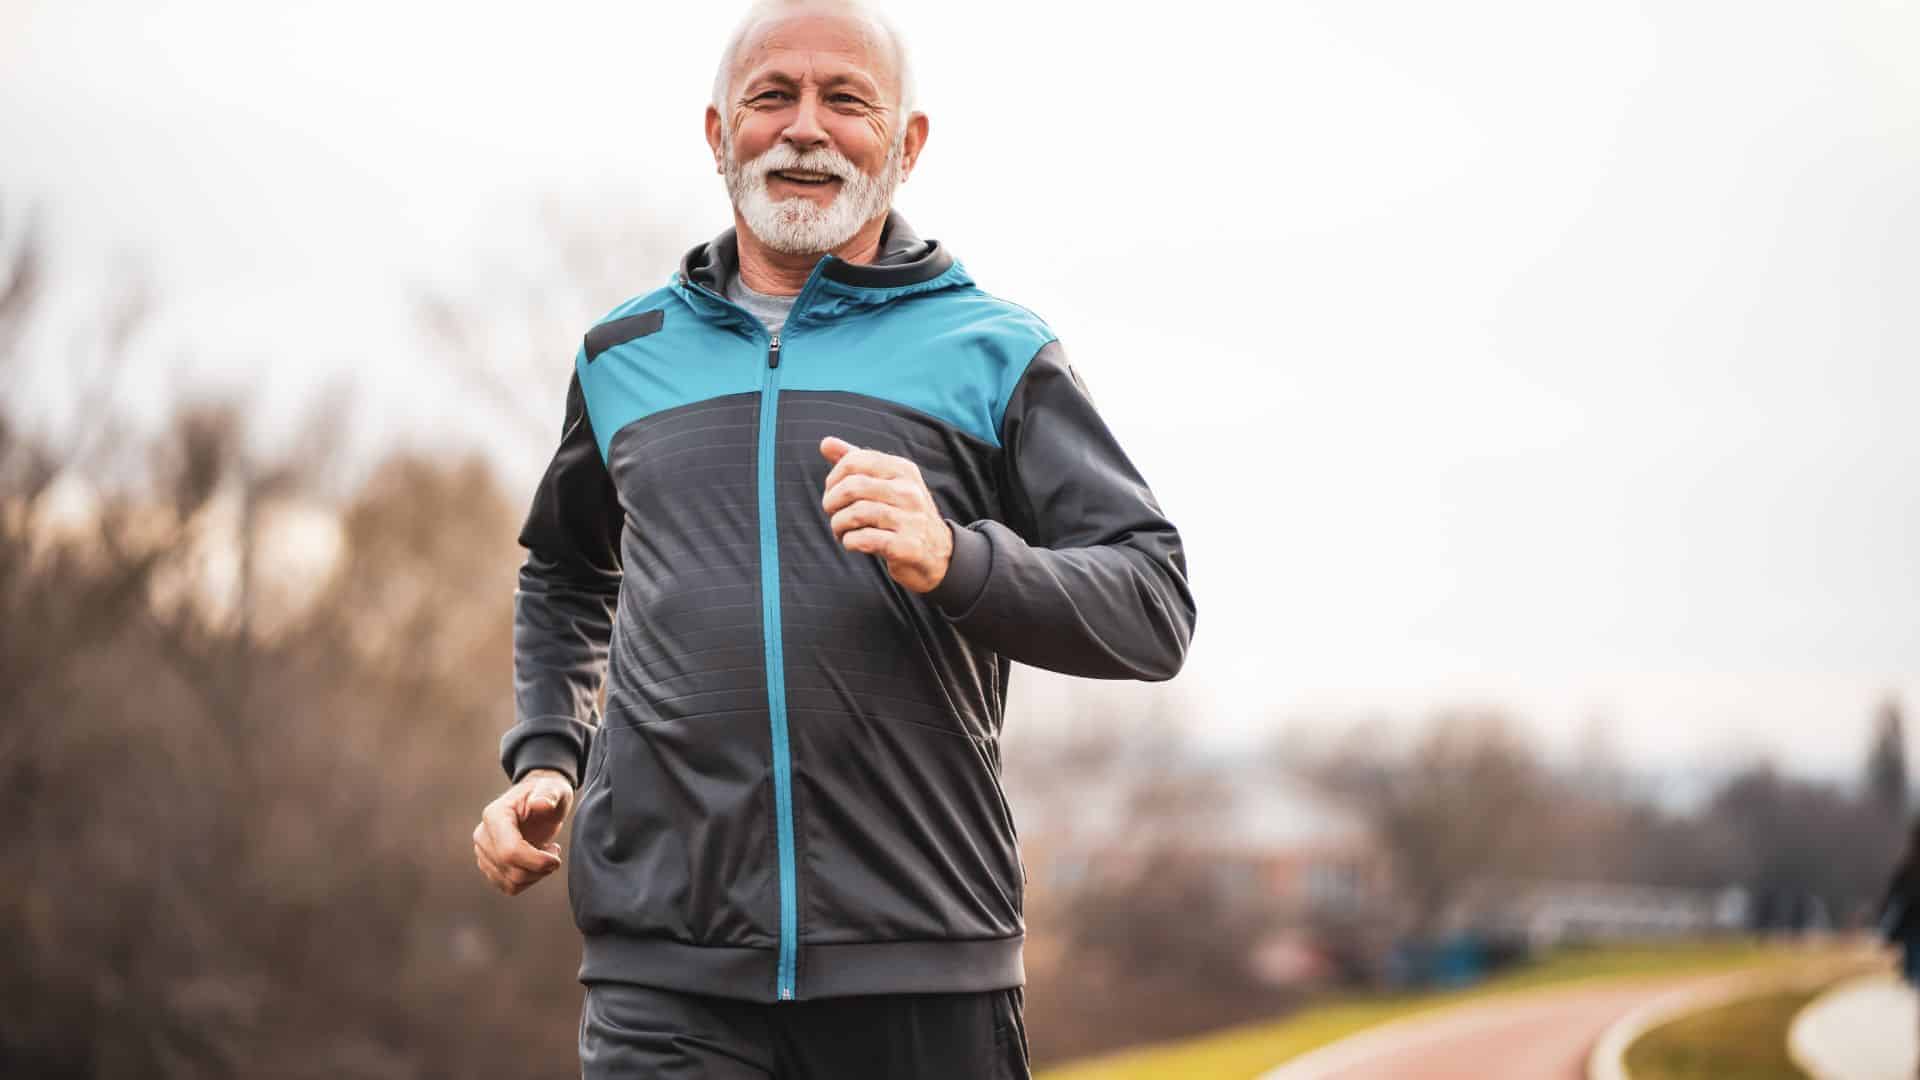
[1016,766,1393,986]
[1466,877,1751,948]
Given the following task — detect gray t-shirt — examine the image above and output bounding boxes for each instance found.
[725,269,799,336]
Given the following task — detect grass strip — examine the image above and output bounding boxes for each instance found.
[1619,983,1829,1080]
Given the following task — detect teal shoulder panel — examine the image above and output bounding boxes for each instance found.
[598,288,672,325]
[575,287,765,462]
[778,286,1057,448]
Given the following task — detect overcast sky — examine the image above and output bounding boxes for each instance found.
[3,0,1916,785]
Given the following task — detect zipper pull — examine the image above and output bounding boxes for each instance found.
[768,332,782,369]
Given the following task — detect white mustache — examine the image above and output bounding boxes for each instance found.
[748,144,858,185]
[723,131,902,255]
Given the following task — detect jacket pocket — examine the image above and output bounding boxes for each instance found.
[579,705,780,948]
[793,711,1024,943]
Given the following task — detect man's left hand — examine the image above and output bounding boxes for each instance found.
[819,435,953,593]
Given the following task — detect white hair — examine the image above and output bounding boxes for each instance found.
[710,0,918,140]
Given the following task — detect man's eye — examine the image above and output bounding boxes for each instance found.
[830,94,864,105]
[751,91,789,103]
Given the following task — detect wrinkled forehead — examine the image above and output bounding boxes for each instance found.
[730,10,899,102]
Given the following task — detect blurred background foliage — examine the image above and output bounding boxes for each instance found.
[0,192,1909,1077]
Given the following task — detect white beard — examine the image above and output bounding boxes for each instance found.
[723,134,904,255]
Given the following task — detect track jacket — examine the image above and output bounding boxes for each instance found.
[499,209,1197,1002]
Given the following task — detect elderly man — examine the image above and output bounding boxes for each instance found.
[475,1,1196,1075]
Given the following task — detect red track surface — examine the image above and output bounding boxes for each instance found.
[1259,975,1726,1080]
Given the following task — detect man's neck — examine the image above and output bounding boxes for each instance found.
[733,210,889,296]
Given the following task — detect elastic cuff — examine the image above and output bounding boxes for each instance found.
[510,733,582,789]
[927,518,993,619]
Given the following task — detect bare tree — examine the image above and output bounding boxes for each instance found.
[0,203,582,1077]
[1865,693,1909,824]
[1004,688,1299,1064]
[413,199,692,458]
[1290,706,1560,941]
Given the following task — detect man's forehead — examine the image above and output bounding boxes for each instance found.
[733,11,896,95]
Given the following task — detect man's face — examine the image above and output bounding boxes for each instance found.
[706,10,926,255]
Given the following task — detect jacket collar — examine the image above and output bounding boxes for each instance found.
[678,208,957,298]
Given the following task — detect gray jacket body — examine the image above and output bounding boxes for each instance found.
[501,211,1196,1002]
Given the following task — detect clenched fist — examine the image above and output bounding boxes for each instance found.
[474,767,573,896]
[819,436,954,593]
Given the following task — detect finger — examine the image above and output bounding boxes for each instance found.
[511,783,539,820]
[829,447,910,487]
[822,473,905,515]
[480,807,513,863]
[482,803,521,856]
[819,435,859,464]
[501,834,562,875]
[475,833,513,880]
[485,842,545,892]
[476,842,508,892]
[823,447,912,493]
[840,526,894,556]
[537,779,571,809]
[830,499,905,540]
[521,787,563,821]
[502,863,541,892]
[484,805,560,875]
[478,845,518,894]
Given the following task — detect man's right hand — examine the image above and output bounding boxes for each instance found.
[474,768,575,896]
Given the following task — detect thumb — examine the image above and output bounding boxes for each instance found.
[519,786,558,820]
[819,435,858,462]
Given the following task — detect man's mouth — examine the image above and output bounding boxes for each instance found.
[770,169,840,186]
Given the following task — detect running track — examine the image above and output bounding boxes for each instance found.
[1256,975,1730,1080]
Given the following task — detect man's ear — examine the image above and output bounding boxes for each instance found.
[900,112,929,182]
[705,105,726,174]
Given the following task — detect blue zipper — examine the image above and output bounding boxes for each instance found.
[682,264,832,1003]
[757,326,798,1002]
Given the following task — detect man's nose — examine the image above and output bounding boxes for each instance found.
[779,89,830,150]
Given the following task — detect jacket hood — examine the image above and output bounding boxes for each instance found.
[672,209,972,328]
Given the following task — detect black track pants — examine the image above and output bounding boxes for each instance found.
[578,981,1032,1079]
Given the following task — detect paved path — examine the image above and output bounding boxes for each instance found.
[1257,975,1729,1080]
[1790,973,1918,1080]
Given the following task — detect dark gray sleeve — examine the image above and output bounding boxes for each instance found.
[498,362,623,788]
[923,339,1196,680]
